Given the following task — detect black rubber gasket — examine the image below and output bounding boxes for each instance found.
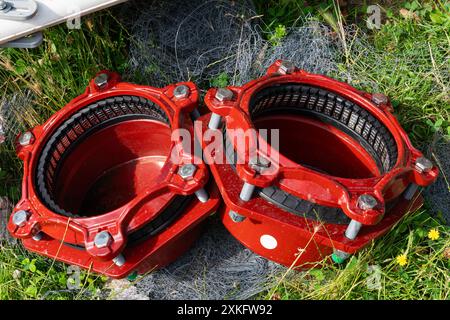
[223,83,398,224]
[35,95,169,217]
[248,83,398,172]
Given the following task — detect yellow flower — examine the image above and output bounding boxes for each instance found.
[428,229,440,241]
[396,254,407,266]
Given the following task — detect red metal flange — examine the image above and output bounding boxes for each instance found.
[198,60,438,267]
[8,72,219,278]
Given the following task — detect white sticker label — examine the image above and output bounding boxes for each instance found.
[260,234,278,250]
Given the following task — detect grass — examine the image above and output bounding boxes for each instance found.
[0,1,449,300]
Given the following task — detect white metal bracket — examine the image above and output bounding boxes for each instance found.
[0,0,38,21]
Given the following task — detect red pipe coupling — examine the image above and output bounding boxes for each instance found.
[8,72,219,278]
[198,60,438,267]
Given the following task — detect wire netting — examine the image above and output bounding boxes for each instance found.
[0,91,39,146]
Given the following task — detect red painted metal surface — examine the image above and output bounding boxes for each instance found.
[8,72,219,278]
[200,60,438,268]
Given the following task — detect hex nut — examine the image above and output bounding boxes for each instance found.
[173,85,190,99]
[12,210,29,227]
[278,61,296,74]
[18,131,34,146]
[249,156,271,172]
[372,93,389,105]
[178,164,197,180]
[94,231,113,248]
[357,194,378,211]
[415,157,433,173]
[94,73,109,89]
[215,88,234,102]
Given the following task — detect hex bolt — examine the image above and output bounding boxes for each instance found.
[178,164,197,180]
[94,73,109,89]
[215,88,234,102]
[208,113,222,129]
[345,220,362,240]
[229,210,246,223]
[357,194,377,211]
[94,231,112,249]
[12,210,29,227]
[32,232,43,241]
[195,188,209,203]
[415,157,433,173]
[112,254,126,267]
[371,93,389,105]
[173,84,190,99]
[239,182,256,202]
[18,131,34,146]
[278,61,296,75]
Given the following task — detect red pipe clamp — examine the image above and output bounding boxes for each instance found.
[8,72,219,278]
[198,60,438,267]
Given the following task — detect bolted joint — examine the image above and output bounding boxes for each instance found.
[371,93,389,106]
[278,61,296,75]
[229,210,246,223]
[357,194,377,211]
[18,131,34,146]
[94,73,109,89]
[178,164,197,180]
[215,88,234,102]
[12,210,29,227]
[173,84,190,99]
[94,231,113,249]
[415,157,433,173]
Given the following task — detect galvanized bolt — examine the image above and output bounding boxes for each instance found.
[173,85,190,99]
[94,231,112,249]
[278,61,296,75]
[371,93,389,105]
[208,113,222,129]
[12,210,29,227]
[195,188,209,203]
[178,164,197,180]
[357,194,377,211]
[32,232,43,241]
[415,157,433,173]
[0,1,7,11]
[345,220,362,240]
[113,254,126,267]
[249,156,271,173]
[215,88,234,102]
[229,210,246,223]
[239,182,256,202]
[94,73,109,89]
[18,131,34,146]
